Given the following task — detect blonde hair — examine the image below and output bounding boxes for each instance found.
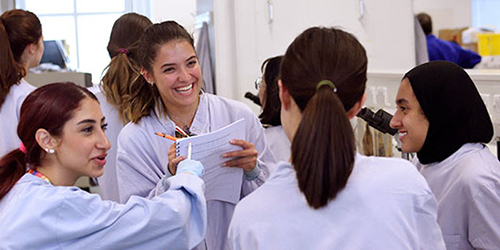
[99,13,154,123]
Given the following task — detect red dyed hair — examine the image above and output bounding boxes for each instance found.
[0,82,97,200]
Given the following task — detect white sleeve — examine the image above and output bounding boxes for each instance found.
[241,111,277,197]
[415,191,446,250]
[55,174,206,249]
[468,182,500,249]
[116,123,169,203]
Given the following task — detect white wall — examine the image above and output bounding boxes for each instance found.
[413,0,472,35]
[150,0,197,33]
[0,0,14,13]
[211,0,415,112]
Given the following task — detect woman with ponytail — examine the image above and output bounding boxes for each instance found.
[92,12,152,202]
[0,82,207,249]
[116,21,275,250]
[0,9,42,157]
[229,27,445,249]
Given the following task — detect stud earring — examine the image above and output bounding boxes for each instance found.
[45,148,55,154]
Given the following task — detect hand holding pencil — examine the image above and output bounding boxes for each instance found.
[155,132,185,175]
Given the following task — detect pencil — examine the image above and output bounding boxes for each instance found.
[154,132,177,141]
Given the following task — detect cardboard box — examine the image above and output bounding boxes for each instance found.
[463,43,478,53]
[438,27,468,45]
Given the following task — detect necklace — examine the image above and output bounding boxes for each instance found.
[167,103,199,136]
[27,169,53,185]
[168,112,193,132]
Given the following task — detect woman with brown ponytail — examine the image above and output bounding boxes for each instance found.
[228,27,445,249]
[0,9,42,157]
[92,13,152,201]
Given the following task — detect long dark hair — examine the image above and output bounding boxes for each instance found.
[259,56,283,126]
[134,20,196,122]
[0,9,42,108]
[0,82,97,200]
[281,27,367,209]
[100,13,152,123]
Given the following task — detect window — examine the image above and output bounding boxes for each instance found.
[472,0,500,31]
[16,0,149,84]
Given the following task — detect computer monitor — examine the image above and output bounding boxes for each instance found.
[40,40,68,69]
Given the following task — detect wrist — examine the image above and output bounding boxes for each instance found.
[243,164,260,181]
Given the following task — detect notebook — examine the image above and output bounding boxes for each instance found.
[175,118,246,204]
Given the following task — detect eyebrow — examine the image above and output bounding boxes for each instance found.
[76,117,105,125]
[396,98,409,105]
[159,55,198,70]
[186,55,197,62]
[77,119,95,125]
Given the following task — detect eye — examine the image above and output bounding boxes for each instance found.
[82,126,94,133]
[398,106,407,112]
[163,67,175,73]
[187,60,197,67]
[101,123,108,131]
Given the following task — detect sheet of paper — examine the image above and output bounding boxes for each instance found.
[176,118,246,204]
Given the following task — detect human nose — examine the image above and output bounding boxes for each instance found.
[390,110,402,129]
[97,130,111,151]
[178,66,191,82]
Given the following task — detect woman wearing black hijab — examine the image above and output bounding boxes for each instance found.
[390,60,500,249]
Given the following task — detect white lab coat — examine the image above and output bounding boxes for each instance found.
[414,143,500,250]
[91,88,125,202]
[264,125,291,162]
[116,93,276,250]
[0,172,206,249]
[0,79,35,157]
[229,155,446,250]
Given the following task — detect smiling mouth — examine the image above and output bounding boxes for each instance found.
[175,83,194,94]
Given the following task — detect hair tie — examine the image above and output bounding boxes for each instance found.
[316,80,337,92]
[19,142,27,154]
[118,48,129,54]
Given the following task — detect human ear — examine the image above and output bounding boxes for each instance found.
[278,79,291,110]
[141,68,155,84]
[25,43,37,54]
[346,92,367,119]
[35,128,59,153]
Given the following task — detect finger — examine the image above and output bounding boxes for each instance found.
[223,148,258,158]
[223,157,254,167]
[223,158,256,172]
[229,139,253,149]
[171,156,186,165]
[168,144,176,160]
[168,155,185,175]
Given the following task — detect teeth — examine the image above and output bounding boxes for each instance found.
[400,132,407,136]
[176,84,193,92]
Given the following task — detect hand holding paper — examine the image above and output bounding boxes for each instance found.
[222,139,258,172]
[174,118,246,204]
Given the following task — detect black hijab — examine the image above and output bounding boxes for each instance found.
[405,61,493,164]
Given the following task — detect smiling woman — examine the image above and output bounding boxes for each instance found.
[0,82,207,249]
[115,20,276,250]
